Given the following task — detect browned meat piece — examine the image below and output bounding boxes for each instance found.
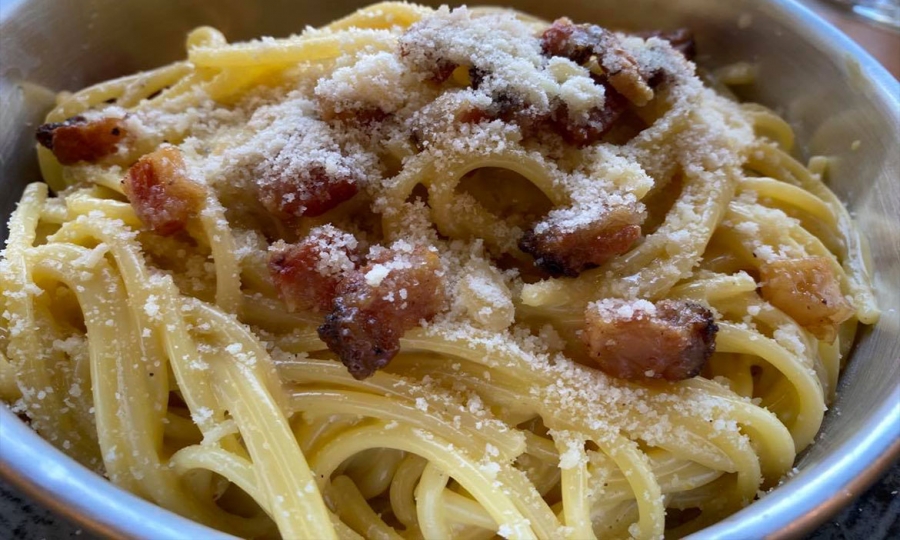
[468,67,488,90]
[541,19,654,106]
[429,58,459,83]
[268,226,361,313]
[36,116,127,165]
[548,87,629,147]
[122,146,205,236]
[455,105,493,126]
[258,164,359,220]
[632,28,696,60]
[582,298,717,381]
[451,92,536,140]
[519,205,643,277]
[456,86,627,148]
[461,92,546,137]
[398,40,458,83]
[759,256,854,343]
[318,245,445,379]
[541,18,600,64]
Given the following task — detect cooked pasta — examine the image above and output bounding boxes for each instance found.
[0,3,878,539]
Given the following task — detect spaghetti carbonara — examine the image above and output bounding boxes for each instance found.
[0,3,879,539]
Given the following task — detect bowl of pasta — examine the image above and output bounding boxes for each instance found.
[0,0,898,538]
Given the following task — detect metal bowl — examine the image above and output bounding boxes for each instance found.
[1,0,898,538]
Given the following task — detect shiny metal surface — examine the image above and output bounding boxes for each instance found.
[1,0,898,538]
[825,0,900,30]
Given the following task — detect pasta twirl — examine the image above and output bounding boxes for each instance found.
[0,3,878,539]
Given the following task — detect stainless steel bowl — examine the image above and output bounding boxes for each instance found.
[1,0,898,538]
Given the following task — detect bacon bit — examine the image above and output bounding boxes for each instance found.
[268,227,361,313]
[583,298,717,381]
[541,19,654,106]
[258,164,359,220]
[759,257,854,343]
[541,18,596,64]
[122,146,205,236]
[35,116,127,165]
[456,105,493,126]
[519,206,643,277]
[429,58,459,83]
[452,20,655,147]
[457,88,627,148]
[549,88,629,147]
[632,28,696,60]
[453,92,525,132]
[471,93,546,137]
[468,67,489,90]
[318,245,445,379]
[398,40,458,83]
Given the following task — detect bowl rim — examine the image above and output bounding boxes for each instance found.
[0,0,898,539]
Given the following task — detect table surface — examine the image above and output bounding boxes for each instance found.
[1,0,898,538]
[806,0,900,79]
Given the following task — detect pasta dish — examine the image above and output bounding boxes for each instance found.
[0,3,879,538]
